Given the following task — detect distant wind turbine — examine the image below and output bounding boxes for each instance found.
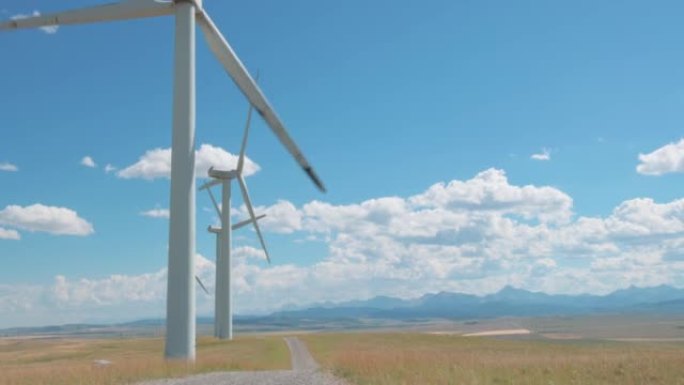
[201,102,269,340]
[0,0,325,361]
[207,216,266,339]
[195,79,270,340]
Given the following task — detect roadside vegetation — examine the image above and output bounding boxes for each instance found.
[0,335,289,385]
[302,332,684,385]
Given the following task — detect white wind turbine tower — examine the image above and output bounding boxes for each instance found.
[204,216,265,339]
[0,0,326,361]
[201,104,268,339]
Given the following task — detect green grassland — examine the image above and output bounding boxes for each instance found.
[302,332,684,385]
[0,335,289,385]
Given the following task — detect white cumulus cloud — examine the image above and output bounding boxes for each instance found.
[140,208,170,219]
[408,168,573,223]
[0,227,20,240]
[0,204,94,236]
[3,169,684,327]
[104,164,117,173]
[243,200,303,234]
[637,138,684,176]
[80,156,96,168]
[117,144,260,180]
[0,254,215,327]
[0,162,18,172]
[530,148,551,161]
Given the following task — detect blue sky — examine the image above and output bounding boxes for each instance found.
[1,0,683,327]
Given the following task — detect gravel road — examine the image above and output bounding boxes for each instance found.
[136,337,348,385]
[283,337,319,371]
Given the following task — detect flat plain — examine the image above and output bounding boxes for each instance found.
[3,314,684,385]
[0,336,289,385]
[302,332,684,385]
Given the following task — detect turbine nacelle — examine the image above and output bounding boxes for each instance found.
[207,167,238,180]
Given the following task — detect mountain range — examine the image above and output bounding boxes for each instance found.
[2,285,683,336]
[267,284,684,321]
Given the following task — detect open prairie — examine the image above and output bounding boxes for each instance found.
[0,336,289,385]
[3,314,684,385]
[302,332,684,385]
[418,314,684,341]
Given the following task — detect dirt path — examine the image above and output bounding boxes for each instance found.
[136,337,347,385]
[284,336,319,371]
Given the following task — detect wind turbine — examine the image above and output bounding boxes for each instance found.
[207,217,266,339]
[203,214,264,339]
[201,102,269,340]
[0,0,326,361]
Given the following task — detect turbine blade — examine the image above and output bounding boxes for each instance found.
[199,178,222,191]
[237,175,270,263]
[236,104,254,175]
[195,276,210,295]
[237,72,259,174]
[231,214,266,231]
[196,10,326,192]
[0,0,174,31]
[205,186,222,218]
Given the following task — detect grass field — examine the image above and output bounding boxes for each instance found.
[302,332,684,385]
[0,336,289,385]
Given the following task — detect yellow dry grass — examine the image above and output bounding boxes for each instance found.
[0,335,289,385]
[302,332,684,385]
